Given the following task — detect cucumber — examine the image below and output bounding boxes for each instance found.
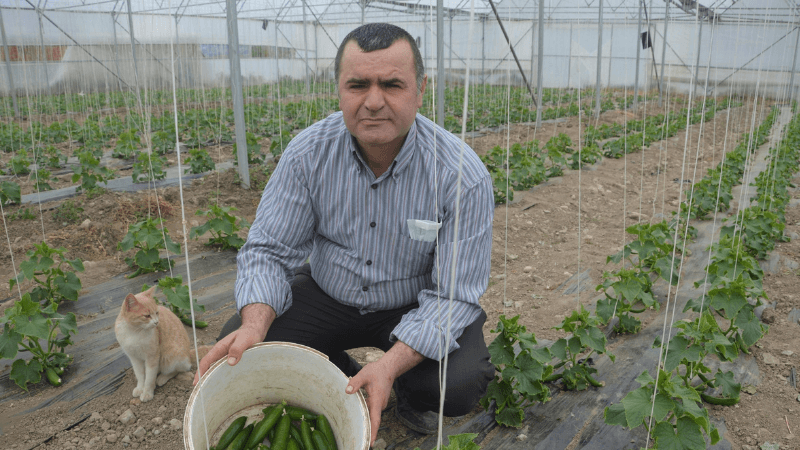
[311,430,330,450]
[270,413,292,450]
[226,423,254,450]
[316,415,337,450]
[45,366,62,387]
[246,404,283,449]
[285,405,317,421]
[299,419,315,450]
[286,437,301,450]
[289,424,305,450]
[216,416,247,450]
[701,392,740,406]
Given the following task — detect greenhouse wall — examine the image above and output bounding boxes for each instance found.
[0,6,797,99]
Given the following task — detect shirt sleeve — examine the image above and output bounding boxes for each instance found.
[234,153,316,316]
[390,174,494,360]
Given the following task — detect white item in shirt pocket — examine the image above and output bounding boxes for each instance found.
[407,219,442,242]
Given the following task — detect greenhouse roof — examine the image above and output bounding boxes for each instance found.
[0,0,798,24]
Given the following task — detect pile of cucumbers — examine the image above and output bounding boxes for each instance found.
[212,401,339,450]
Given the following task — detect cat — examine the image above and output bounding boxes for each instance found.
[114,285,193,403]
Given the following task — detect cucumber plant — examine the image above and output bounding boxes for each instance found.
[0,180,21,206]
[189,203,251,250]
[143,276,207,328]
[118,217,181,278]
[9,241,84,306]
[112,130,141,159]
[546,305,613,390]
[72,150,115,195]
[131,152,168,183]
[0,293,77,391]
[184,148,215,174]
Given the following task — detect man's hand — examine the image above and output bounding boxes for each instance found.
[345,341,425,446]
[193,303,275,385]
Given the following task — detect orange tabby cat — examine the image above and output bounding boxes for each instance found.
[114,286,192,402]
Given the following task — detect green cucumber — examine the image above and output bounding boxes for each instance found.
[311,430,330,450]
[246,404,283,449]
[45,366,62,387]
[701,392,740,406]
[286,437,301,450]
[289,424,305,450]
[216,416,247,450]
[270,413,292,450]
[226,423,254,450]
[299,419,315,450]
[315,415,337,450]
[285,405,317,421]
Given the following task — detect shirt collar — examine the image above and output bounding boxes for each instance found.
[348,116,418,183]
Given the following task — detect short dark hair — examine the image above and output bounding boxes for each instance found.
[334,23,425,91]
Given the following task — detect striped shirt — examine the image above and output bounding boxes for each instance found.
[235,111,494,360]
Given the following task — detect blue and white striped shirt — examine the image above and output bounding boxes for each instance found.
[235,111,494,360]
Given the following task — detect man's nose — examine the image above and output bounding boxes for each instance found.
[364,85,385,111]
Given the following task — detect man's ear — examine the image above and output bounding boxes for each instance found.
[417,74,428,108]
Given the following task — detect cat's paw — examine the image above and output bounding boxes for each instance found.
[156,373,173,387]
[132,387,142,397]
[139,390,154,402]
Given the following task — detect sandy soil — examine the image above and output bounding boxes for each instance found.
[0,96,799,450]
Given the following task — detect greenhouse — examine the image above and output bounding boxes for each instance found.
[0,0,799,449]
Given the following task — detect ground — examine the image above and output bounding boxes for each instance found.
[0,96,799,450]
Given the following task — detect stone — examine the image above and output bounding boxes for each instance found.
[101,421,111,430]
[507,254,519,260]
[516,433,528,441]
[759,443,780,450]
[132,426,146,439]
[121,435,131,444]
[118,410,136,425]
[106,434,118,444]
[514,301,524,309]
[494,274,506,280]
[762,308,778,324]
[169,419,182,431]
[782,350,794,357]
[80,219,91,229]
[151,417,163,425]
[763,353,780,365]
[523,266,533,273]
[372,438,387,450]
[365,352,381,363]
[89,412,103,422]
[153,429,161,436]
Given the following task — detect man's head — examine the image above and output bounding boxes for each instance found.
[334,23,425,93]
[336,23,428,156]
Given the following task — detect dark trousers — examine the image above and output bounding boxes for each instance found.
[219,265,495,416]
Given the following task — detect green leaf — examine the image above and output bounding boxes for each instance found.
[576,325,607,354]
[10,358,42,391]
[55,312,78,337]
[13,313,50,341]
[621,387,675,428]
[0,323,22,359]
[653,417,707,450]
[712,370,741,400]
[735,308,766,348]
[603,403,628,427]
[442,433,481,450]
[54,271,82,302]
[550,338,568,361]
[664,336,703,372]
[495,403,524,428]
[487,335,515,367]
[134,248,161,270]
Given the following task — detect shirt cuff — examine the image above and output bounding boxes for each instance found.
[234,273,292,317]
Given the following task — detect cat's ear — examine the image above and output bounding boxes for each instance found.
[125,293,138,310]
[144,285,157,297]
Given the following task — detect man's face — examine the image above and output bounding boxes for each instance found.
[337,39,427,152]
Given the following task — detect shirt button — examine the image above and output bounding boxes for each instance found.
[371,184,378,190]
[366,260,372,265]
[370,222,376,228]
[362,286,369,292]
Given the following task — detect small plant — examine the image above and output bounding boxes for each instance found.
[189,204,251,250]
[480,315,552,428]
[0,293,77,391]
[0,180,20,206]
[412,433,481,450]
[147,276,208,328]
[269,129,293,158]
[546,305,613,390]
[131,152,167,183]
[151,130,175,156]
[52,200,84,225]
[118,217,181,278]
[7,207,36,221]
[9,241,84,306]
[233,132,265,165]
[8,148,32,175]
[113,131,141,159]
[72,150,114,194]
[33,167,53,191]
[184,147,215,174]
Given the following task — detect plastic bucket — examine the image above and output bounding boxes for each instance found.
[184,342,370,450]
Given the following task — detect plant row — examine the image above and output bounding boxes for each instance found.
[0,201,252,391]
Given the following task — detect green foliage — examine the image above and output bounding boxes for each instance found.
[151,130,176,156]
[7,207,36,222]
[8,148,32,175]
[113,131,141,159]
[547,305,614,390]
[480,315,552,428]
[9,242,84,306]
[0,180,21,206]
[118,217,181,278]
[0,293,77,391]
[52,200,84,225]
[72,150,114,194]
[189,203,251,250]
[145,277,208,328]
[132,152,168,183]
[184,148,215,174]
[33,168,54,191]
[480,142,548,203]
[269,129,293,158]
[413,433,481,450]
[233,132,265,165]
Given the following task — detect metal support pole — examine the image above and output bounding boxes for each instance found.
[607,24,614,89]
[567,22,572,88]
[659,0,669,106]
[693,19,704,97]
[361,0,366,25]
[594,0,604,118]
[437,0,444,128]
[314,20,318,82]
[633,0,643,108]
[174,14,183,88]
[226,0,250,188]
[302,0,310,93]
[126,0,142,92]
[481,16,485,84]
[448,13,453,84]
[487,0,538,106]
[0,8,19,118]
[274,20,280,84]
[530,19,535,83]
[535,0,544,128]
[789,25,800,103]
[111,12,123,91]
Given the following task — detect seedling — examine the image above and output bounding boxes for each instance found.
[118,217,181,278]
[9,241,84,306]
[189,203,251,250]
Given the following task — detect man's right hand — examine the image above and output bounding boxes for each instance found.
[193,303,276,385]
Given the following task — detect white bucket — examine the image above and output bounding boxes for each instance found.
[184,342,370,450]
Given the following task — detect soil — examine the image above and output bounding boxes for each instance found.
[0,95,799,450]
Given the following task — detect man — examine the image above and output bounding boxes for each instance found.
[194,23,495,445]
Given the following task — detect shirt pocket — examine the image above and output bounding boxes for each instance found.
[390,231,436,279]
